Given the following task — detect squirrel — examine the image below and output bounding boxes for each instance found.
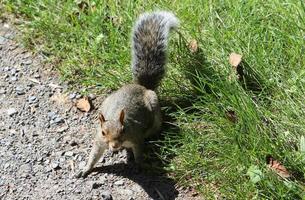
[76,11,179,178]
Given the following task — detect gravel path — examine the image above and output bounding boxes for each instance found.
[0,23,200,200]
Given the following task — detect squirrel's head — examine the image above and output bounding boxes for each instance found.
[98,109,125,151]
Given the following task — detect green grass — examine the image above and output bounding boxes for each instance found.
[2,0,305,199]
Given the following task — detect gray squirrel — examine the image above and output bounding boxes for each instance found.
[76,11,179,178]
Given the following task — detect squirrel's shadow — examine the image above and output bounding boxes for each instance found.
[92,161,179,200]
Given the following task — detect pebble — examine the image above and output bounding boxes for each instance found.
[65,151,74,157]
[33,73,40,78]
[88,93,96,100]
[16,86,25,95]
[28,95,37,103]
[47,111,57,120]
[56,126,69,133]
[51,161,61,170]
[101,191,112,200]
[69,93,76,99]
[54,117,63,124]
[7,108,18,116]
[76,94,82,99]
[78,161,86,169]
[114,180,124,186]
[0,88,5,94]
[0,36,6,45]
[11,68,17,75]
[10,76,17,81]
[22,60,32,65]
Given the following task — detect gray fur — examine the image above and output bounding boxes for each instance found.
[131,11,179,90]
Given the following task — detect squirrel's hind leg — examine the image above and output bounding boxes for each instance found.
[144,90,162,138]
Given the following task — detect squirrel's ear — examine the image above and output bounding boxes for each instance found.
[119,109,125,125]
[99,113,106,124]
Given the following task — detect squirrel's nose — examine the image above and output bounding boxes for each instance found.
[111,143,121,150]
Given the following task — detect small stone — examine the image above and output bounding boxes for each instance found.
[76,94,82,99]
[10,76,17,81]
[22,60,32,65]
[79,161,86,169]
[4,67,10,72]
[51,161,61,170]
[16,86,25,95]
[11,68,17,75]
[114,180,124,186]
[69,93,76,99]
[33,73,40,78]
[101,191,112,200]
[56,126,69,133]
[4,163,10,169]
[54,117,63,124]
[28,95,37,103]
[0,88,6,94]
[7,108,17,116]
[0,36,7,45]
[47,111,57,120]
[88,93,96,100]
[65,151,74,157]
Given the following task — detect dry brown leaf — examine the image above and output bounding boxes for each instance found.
[229,53,242,67]
[76,97,91,112]
[188,39,198,53]
[267,156,290,178]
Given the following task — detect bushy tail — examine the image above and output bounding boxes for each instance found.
[131,11,179,90]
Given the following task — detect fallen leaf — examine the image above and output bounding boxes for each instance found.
[188,39,198,53]
[267,156,290,178]
[229,53,242,67]
[75,97,91,112]
[247,165,263,183]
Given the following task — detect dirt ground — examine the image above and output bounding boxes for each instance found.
[0,22,201,200]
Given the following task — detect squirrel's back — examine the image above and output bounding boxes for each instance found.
[131,11,179,90]
[101,84,155,133]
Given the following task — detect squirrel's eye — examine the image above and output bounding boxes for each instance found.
[102,131,106,136]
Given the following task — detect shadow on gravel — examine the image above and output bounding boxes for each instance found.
[92,163,179,200]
